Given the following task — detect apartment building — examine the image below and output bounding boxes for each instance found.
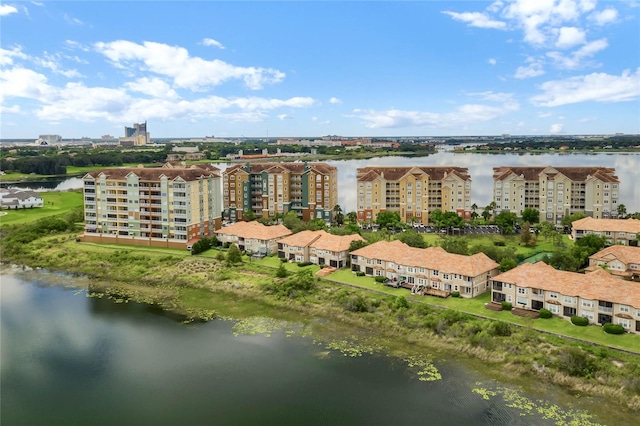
[350,240,499,298]
[585,245,640,280]
[490,262,640,333]
[214,221,292,255]
[276,230,365,268]
[222,162,338,222]
[356,166,472,224]
[81,163,222,249]
[492,166,620,224]
[571,217,640,246]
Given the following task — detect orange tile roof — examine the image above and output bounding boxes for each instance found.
[572,217,640,234]
[492,262,640,309]
[215,221,292,240]
[492,166,619,183]
[84,165,221,181]
[278,230,365,252]
[588,245,640,265]
[224,162,337,176]
[351,240,499,277]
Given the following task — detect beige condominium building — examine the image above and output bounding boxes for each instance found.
[571,217,640,246]
[490,262,640,334]
[222,162,338,222]
[356,166,472,224]
[276,230,365,268]
[81,163,222,249]
[350,240,499,298]
[492,166,620,224]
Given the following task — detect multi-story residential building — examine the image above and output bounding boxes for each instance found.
[571,217,640,246]
[350,240,499,298]
[214,221,292,255]
[277,230,365,268]
[0,189,43,209]
[222,162,338,222]
[119,121,149,146]
[490,262,640,333]
[585,245,640,280]
[81,163,222,249]
[492,166,620,224]
[355,166,472,224]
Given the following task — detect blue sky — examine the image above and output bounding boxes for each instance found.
[1,1,639,139]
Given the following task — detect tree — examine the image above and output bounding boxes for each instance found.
[397,230,427,248]
[226,244,243,265]
[481,206,492,221]
[470,203,479,221]
[347,211,358,223]
[349,239,369,252]
[282,211,303,231]
[376,211,401,229]
[562,212,586,227]
[276,263,288,278]
[520,221,533,245]
[439,238,469,255]
[521,208,540,224]
[243,210,257,221]
[617,204,627,218]
[494,211,518,234]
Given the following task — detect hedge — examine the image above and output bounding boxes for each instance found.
[539,308,552,319]
[501,301,513,311]
[451,291,460,298]
[603,323,625,335]
[374,276,388,283]
[571,315,589,326]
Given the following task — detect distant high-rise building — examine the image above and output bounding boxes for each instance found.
[492,166,620,223]
[36,134,62,145]
[119,121,149,146]
[356,166,472,224]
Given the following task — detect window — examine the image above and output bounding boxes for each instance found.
[549,292,558,299]
[517,288,528,295]
[564,296,573,304]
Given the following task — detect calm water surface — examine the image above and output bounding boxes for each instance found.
[1,271,609,425]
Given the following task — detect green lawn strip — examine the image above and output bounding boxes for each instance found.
[0,191,83,226]
[66,163,162,175]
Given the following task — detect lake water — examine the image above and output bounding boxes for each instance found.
[0,271,609,425]
[5,151,639,212]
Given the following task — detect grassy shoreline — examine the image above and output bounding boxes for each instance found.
[2,230,640,423]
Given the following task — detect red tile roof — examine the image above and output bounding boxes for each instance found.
[492,166,619,183]
[356,166,470,182]
[572,217,640,234]
[277,230,365,252]
[588,245,640,266]
[84,164,221,181]
[215,221,292,240]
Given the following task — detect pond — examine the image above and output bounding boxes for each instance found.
[1,270,610,425]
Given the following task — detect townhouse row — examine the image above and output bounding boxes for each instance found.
[80,162,627,249]
[490,261,640,334]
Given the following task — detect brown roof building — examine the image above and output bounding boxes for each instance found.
[222,162,338,222]
[491,261,640,333]
[492,166,620,224]
[81,163,222,249]
[571,217,640,246]
[356,166,472,225]
[350,240,499,298]
[585,245,640,280]
[277,230,365,268]
[214,221,292,255]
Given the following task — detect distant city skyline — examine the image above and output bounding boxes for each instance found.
[1,1,639,139]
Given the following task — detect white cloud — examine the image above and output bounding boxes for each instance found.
[488,58,497,65]
[33,52,82,78]
[94,40,285,90]
[31,1,44,6]
[65,40,91,52]
[549,123,564,133]
[63,13,85,26]
[547,38,608,69]
[590,7,618,25]
[202,38,225,49]
[555,26,585,48]
[311,116,318,121]
[578,116,596,123]
[0,46,29,66]
[0,4,18,16]
[531,68,640,106]
[125,77,178,99]
[355,99,519,129]
[277,113,293,120]
[537,112,553,118]
[514,62,545,79]
[467,91,514,102]
[329,97,342,104]
[0,104,21,114]
[442,11,507,29]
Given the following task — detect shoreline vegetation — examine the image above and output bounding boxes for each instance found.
[1,212,640,424]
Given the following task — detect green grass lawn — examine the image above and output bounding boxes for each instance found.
[66,163,162,175]
[0,191,83,226]
[0,171,55,182]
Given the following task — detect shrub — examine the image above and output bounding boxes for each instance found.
[355,271,365,277]
[539,308,552,319]
[603,323,625,335]
[275,263,288,278]
[297,261,312,267]
[556,347,599,378]
[571,315,589,326]
[501,301,513,311]
[494,240,506,246]
[489,321,512,337]
[394,296,409,310]
[374,276,387,283]
[451,291,460,298]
